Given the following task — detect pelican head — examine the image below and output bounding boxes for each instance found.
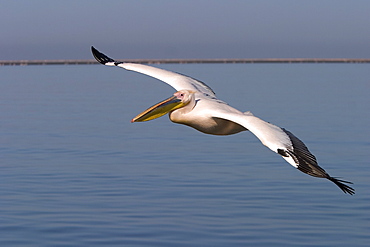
[131,90,195,122]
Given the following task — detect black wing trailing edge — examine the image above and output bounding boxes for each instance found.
[91,46,118,65]
[282,128,355,195]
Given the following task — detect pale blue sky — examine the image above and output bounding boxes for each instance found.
[1,0,370,60]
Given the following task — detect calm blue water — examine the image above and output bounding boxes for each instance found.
[1,63,369,246]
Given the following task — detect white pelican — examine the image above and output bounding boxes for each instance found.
[91,46,355,195]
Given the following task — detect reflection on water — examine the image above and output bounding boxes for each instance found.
[0,64,369,246]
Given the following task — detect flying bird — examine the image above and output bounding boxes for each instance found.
[91,46,355,195]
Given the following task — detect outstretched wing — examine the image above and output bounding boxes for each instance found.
[211,110,355,195]
[92,46,354,195]
[91,46,217,98]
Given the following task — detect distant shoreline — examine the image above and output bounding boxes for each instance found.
[1,58,370,66]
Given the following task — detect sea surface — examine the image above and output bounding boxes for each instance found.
[1,63,369,246]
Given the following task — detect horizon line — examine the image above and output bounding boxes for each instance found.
[1,58,370,66]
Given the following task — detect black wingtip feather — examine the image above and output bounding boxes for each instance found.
[282,128,355,195]
[91,46,115,64]
[328,177,355,195]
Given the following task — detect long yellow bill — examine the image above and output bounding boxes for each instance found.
[131,95,186,122]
